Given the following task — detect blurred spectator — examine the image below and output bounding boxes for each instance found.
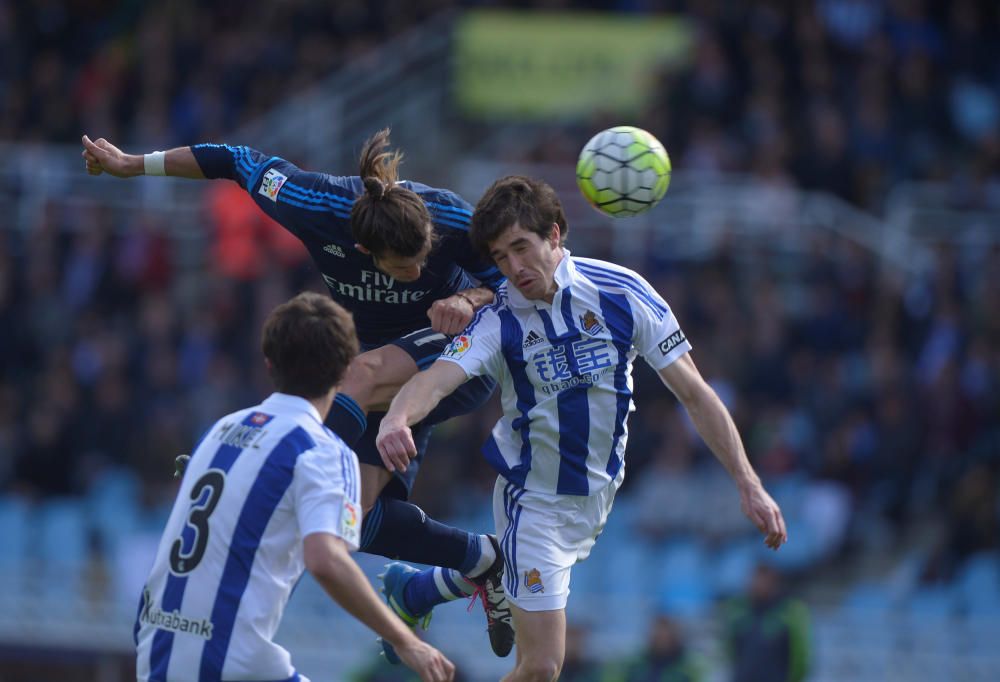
[557,623,605,682]
[601,613,705,682]
[921,464,999,584]
[722,564,810,682]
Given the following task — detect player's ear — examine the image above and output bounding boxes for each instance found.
[354,243,371,255]
[547,223,560,247]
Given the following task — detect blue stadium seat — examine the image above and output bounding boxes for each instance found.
[841,582,895,623]
[0,495,30,576]
[36,498,89,566]
[86,467,141,554]
[34,498,90,600]
[904,586,958,619]
[712,538,758,596]
[653,538,712,617]
[955,551,1000,614]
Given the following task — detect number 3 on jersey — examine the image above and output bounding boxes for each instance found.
[170,470,226,575]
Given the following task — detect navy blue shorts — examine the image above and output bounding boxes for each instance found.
[354,327,496,500]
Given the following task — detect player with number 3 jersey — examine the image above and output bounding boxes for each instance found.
[136,292,454,682]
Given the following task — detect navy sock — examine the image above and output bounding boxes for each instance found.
[359,495,482,573]
[326,393,366,446]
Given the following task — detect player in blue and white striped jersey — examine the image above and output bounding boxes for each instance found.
[377,176,787,680]
[82,131,514,657]
[136,292,453,682]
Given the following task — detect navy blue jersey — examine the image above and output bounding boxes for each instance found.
[191,144,504,349]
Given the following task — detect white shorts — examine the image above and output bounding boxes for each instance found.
[492,472,622,612]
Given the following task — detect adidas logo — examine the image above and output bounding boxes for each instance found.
[523,330,544,350]
[323,243,345,258]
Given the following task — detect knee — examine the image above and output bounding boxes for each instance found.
[516,657,561,682]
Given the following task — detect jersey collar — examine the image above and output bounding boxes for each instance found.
[506,249,575,309]
[261,392,324,424]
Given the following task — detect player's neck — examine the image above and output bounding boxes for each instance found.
[311,389,337,421]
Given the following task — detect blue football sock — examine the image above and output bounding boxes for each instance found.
[359,494,487,573]
[326,393,366,446]
[404,567,477,615]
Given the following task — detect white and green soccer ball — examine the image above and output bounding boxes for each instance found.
[576,126,671,218]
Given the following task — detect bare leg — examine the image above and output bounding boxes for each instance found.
[501,605,565,682]
[339,344,421,414]
[336,344,421,510]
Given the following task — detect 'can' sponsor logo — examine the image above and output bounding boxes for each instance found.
[658,330,686,355]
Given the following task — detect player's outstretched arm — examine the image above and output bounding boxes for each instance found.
[658,353,788,550]
[304,532,455,682]
[81,135,206,179]
[377,361,468,472]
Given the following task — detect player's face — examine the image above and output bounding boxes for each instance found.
[488,222,562,303]
[370,246,431,282]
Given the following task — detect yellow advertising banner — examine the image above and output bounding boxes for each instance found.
[454,10,693,119]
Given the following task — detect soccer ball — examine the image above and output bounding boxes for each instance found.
[576,126,671,218]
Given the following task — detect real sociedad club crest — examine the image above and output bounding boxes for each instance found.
[524,568,544,593]
[579,310,604,335]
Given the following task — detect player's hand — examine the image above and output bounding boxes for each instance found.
[740,483,787,550]
[81,134,140,178]
[376,418,418,473]
[394,639,455,682]
[427,294,474,336]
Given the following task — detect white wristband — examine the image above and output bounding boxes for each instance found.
[143,151,166,176]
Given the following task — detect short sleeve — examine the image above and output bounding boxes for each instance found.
[292,444,362,551]
[191,144,360,244]
[437,305,503,379]
[629,277,692,371]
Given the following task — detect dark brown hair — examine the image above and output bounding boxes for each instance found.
[350,129,435,258]
[470,175,568,256]
[261,292,359,399]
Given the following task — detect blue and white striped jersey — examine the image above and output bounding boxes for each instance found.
[190,144,504,350]
[135,393,361,682]
[439,253,691,496]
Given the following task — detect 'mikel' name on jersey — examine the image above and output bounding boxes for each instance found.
[191,144,504,349]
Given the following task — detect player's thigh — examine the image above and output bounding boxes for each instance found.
[359,462,394,512]
[339,344,418,412]
[503,605,566,682]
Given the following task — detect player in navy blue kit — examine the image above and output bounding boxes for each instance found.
[82,130,514,656]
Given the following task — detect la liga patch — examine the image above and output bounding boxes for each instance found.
[258,168,288,202]
[442,335,472,358]
[340,500,360,547]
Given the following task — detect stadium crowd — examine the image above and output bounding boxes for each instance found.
[1,0,999,679]
[509,0,1000,213]
[6,1,999,215]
